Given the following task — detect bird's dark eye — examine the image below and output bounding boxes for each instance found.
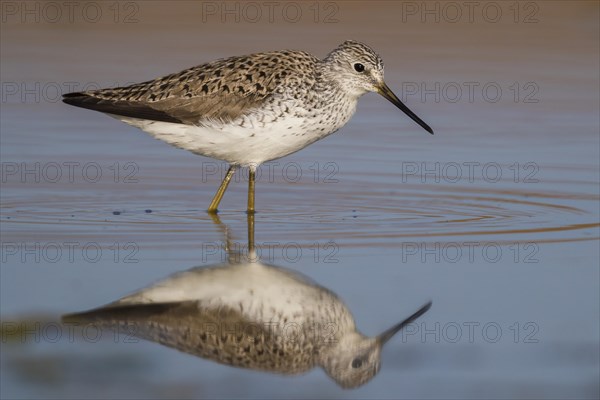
[353,63,365,73]
[351,358,363,368]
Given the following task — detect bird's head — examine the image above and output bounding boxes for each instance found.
[323,40,433,134]
[320,333,382,389]
[319,301,432,389]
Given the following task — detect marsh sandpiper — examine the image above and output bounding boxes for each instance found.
[63,40,433,213]
[62,214,432,388]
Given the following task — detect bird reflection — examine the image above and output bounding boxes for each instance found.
[62,214,431,389]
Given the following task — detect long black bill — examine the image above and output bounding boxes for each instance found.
[379,83,434,134]
[377,301,432,345]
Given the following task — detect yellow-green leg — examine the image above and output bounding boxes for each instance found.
[247,211,255,259]
[247,168,256,214]
[208,165,236,213]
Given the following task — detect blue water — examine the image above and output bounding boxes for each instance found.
[1,2,599,398]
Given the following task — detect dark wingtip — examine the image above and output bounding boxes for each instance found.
[61,303,179,325]
[61,312,80,324]
[63,92,85,98]
[61,92,184,124]
[62,92,89,106]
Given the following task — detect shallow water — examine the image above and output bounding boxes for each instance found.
[1,1,599,399]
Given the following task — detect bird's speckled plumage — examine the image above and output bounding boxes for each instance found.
[66,50,321,125]
[63,40,433,211]
[63,41,421,165]
[62,260,432,389]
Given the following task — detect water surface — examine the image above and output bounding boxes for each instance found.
[1,1,599,399]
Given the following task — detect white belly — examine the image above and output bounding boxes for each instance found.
[114,261,345,326]
[110,101,356,166]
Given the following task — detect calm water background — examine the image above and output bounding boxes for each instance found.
[1,1,599,398]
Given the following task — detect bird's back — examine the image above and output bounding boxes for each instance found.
[63,50,321,126]
[62,262,355,375]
